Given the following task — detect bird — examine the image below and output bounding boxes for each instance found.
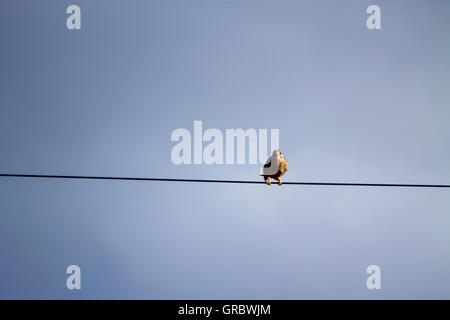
[260,150,288,185]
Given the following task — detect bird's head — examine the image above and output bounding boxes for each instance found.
[273,150,284,159]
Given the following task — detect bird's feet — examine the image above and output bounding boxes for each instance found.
[277,179,282,185]
[266,179,271,185]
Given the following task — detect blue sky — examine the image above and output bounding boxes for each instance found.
[0,0,449,299]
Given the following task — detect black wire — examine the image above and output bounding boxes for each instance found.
[0,173,449,188]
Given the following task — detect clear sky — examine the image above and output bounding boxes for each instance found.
[0,0,449,299]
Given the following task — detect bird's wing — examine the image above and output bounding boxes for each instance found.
[261,156,279,175]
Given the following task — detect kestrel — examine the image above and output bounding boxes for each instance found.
[261,150,288,185]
